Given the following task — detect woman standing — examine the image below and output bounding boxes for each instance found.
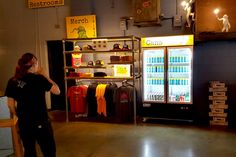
[5,52,60,157]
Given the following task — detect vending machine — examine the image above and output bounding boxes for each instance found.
[141,35,194,120]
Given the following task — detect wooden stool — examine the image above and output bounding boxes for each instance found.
[0,115,23,157]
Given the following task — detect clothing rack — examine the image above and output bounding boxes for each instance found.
[122,80,134,87]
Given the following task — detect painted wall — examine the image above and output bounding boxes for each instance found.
[0,0,70,92]
[1,0,236,126]
[71,0,188,37]
[0,0,71,107]
[194,40,236,127]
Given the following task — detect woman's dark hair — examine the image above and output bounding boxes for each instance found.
[14,53,37,79]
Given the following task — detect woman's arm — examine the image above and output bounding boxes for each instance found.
[7,97,17,116]
[37,68,61,95]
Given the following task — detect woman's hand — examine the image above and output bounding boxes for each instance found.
[37,67,48,77]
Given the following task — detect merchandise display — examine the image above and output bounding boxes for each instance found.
[62,36,141,122]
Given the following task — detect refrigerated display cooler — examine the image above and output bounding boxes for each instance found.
[141,35,194,122]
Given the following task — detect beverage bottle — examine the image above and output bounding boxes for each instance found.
[157,56,159,63]
[186,56,189,63]
[153,57,156,63]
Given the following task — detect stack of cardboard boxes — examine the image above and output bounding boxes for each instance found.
[209,81,228,126]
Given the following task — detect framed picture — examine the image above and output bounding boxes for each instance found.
[195,0,236,41]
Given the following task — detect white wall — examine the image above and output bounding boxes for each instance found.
[0,0,71,107]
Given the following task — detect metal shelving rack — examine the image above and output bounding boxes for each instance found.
[62,36,141,123]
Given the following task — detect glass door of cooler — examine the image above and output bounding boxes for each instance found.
[143,48,165,103]
[167,46,193,103]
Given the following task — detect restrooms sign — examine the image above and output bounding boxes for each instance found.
[28,0,64,9]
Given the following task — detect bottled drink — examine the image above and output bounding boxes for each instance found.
[180,56,183,62]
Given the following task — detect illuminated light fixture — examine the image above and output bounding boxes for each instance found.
[213,8,220,16]
[181,1,187,7]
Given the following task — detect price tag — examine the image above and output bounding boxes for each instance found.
[114,65,130,77]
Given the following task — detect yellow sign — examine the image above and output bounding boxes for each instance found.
[114,65,130,77]
[66,15,97,39]
[141,35,194,47]
[28,0,64,8]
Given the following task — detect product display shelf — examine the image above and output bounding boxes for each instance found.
[209,81,228,126]
[62,36,141,123]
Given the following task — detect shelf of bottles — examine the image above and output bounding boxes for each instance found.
[143,49,165,102]
[167,47,192,103]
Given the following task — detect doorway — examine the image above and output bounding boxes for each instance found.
[47,40,65,110]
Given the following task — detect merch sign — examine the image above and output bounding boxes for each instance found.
[28,0,64,9]
[66,15,97,39]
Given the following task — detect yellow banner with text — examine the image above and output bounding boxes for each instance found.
[66,15,97,39]
[141,35,194,47]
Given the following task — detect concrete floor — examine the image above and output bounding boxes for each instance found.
[36,121,236,157]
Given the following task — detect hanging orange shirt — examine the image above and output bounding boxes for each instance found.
[95,84,107,116]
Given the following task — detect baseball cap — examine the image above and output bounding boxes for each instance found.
[74,41,82,51]
[95,60,104,66]
[87,61,94,66]
[82,44,94,51]
[113,43,121,50]
[122,43,130,50]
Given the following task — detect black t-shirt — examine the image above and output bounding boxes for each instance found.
[5,73,53,126]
